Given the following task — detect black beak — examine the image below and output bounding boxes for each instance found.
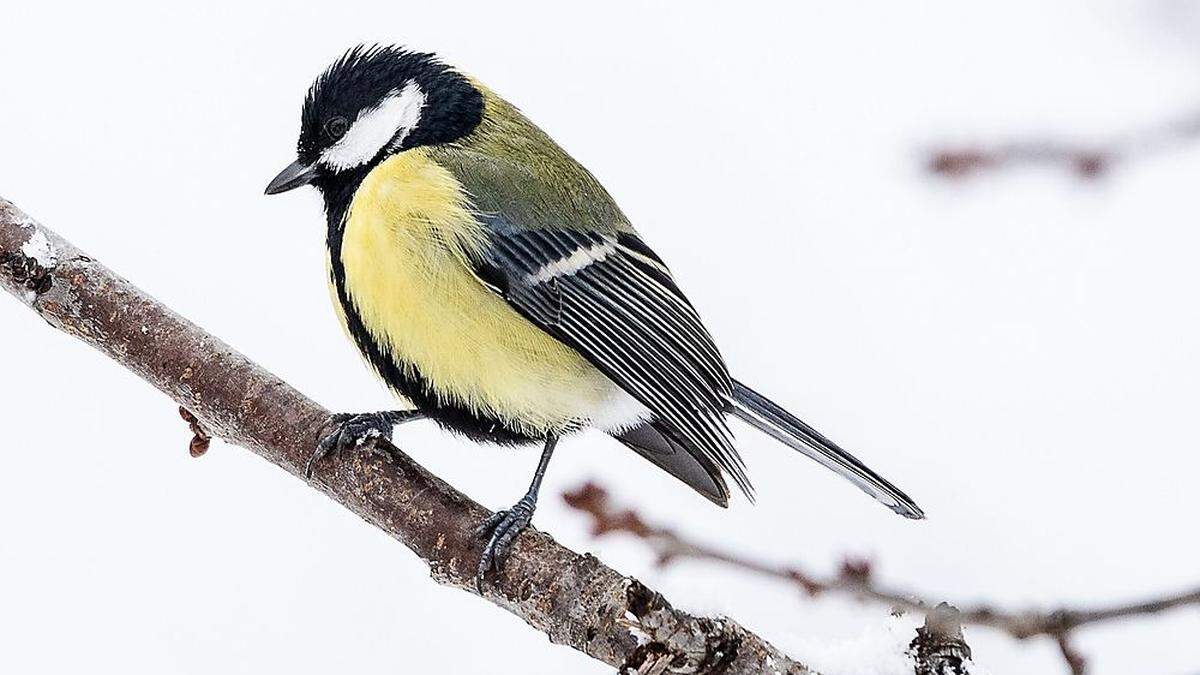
[265,160,317,195]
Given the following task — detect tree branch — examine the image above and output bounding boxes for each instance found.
[563,482,1200,675]
[927,108,1200,180]
[0,197,812,674]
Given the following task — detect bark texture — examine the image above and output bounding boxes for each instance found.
[909,605,972,675]
[0,197,812,674]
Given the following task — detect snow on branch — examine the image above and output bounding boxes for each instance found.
[563,481,1200,675]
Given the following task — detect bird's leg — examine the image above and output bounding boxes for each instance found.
[475,434,559,591]
[305,410,426,478]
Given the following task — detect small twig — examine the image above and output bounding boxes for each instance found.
[564,481,1200,675]
[927,108,1200,180]
[1053,632,1087,675]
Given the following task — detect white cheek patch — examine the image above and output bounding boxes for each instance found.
[320,80,426,171]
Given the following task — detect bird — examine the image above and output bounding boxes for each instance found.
[265,45,923,589]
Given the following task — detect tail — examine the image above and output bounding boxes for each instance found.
[729,379,924,519]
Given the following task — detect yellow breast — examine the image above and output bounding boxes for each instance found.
[337,149,621,436]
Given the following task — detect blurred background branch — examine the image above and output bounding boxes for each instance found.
[927,108,1200,180]
[564,481,1200,675]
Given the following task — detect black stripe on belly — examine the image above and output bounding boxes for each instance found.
[322,190,537,446]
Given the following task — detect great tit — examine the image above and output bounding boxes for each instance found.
[266,45,923,588]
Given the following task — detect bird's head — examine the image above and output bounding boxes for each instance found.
[265,45,484,197]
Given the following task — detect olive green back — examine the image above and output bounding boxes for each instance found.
[429,87,633,235]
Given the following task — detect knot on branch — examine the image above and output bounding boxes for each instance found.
[0,249,53,297]
[909,604,971,675]
[0,205,61,303]
[619,580,741,675]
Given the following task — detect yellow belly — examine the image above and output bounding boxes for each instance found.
[336,150,633,436]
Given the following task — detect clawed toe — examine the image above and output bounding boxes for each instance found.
[474,510,509,538]
[305,411,404,478]
[475,501,535,592]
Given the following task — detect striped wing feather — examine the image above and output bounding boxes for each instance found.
[478,223,752,498]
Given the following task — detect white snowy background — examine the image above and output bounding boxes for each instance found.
[3,2,1199,673]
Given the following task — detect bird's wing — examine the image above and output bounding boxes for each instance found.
[433,147,752,498]
[615,422,731,507]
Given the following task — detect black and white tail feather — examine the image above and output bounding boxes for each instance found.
[728,380,924,519]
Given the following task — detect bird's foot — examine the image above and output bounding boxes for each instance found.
[305,411,418,478]
[474,493,537,592]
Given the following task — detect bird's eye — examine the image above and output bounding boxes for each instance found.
[325,116,349,140]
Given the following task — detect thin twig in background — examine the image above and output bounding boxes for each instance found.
[0,197,815,675]
[927,108,1200,180]
[564,481,1200,675]
[1054,633,1087,675]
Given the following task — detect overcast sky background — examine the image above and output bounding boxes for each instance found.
[3,1,1200,673]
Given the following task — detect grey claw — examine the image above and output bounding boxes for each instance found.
[474,510,508,538]
[304,419,344,479]
[474,502,535,592]
[306,412,392,478]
